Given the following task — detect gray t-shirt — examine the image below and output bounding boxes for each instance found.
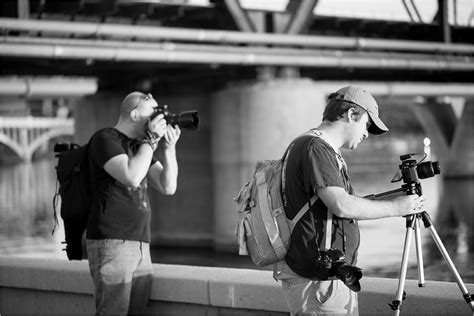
[284,130,360,279]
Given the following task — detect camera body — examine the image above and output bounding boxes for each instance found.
[399,154,440,185]
[314,248,363,292]
[150,104,199,130]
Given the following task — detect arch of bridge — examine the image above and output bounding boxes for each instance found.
[0,117,74,162]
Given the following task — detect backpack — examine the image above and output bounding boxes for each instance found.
[52,141,92,260]
[234,145,317,267]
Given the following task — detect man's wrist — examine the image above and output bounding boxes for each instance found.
[142,130,160,151]
[141,139,157,151]
[163,146,176,155]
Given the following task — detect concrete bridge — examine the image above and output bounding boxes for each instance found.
[1,256,473,315]
[0,116,74,162]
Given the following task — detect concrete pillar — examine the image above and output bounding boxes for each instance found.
[446,99,474,178]
[147,94,214,247]
[210,78,326,250]
[73,92,121,144]
[412,99,474,178]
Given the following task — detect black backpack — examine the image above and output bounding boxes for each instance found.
[52,141,92,260]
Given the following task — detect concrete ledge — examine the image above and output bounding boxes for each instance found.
[1,256,473,315]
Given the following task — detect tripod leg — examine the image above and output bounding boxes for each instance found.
[390,215,416,315]
[420,212,474,312]
[414,216,425,287]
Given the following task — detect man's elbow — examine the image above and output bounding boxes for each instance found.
[161,183,177,195]
[119,177,141,189]
[330,200,352,218]
[157,173,178,195]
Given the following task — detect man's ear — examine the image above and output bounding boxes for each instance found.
[130,109,138,121]
[347,108,359,122]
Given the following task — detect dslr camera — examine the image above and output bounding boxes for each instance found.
[314,248,363,292]
[398,153,440,184]
[392,153,441,195]
[150,104,199,130]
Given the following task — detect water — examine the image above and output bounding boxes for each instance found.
[0,156,472,284]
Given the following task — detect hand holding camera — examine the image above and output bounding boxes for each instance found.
[140,113,166,151]
[149,104,199,131]
[148,113,167,139]
[162,125,181,149]
[393,194,426,217]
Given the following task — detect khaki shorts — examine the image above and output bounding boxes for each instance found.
[276,261,359,316]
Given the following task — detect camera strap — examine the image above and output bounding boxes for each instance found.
[309,202,333,256]
[325,211,333,251]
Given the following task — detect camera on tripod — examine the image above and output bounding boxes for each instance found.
[314,248,363,292]
[390,153,441,196]
[397,153,441,184]
[150,104,199,130]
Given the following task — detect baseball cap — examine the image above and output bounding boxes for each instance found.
[329,86,388,135]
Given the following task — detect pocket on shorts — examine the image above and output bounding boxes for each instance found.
[280,276,310,290]
[314,280,337,305]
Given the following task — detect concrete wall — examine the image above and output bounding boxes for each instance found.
[1,256,473,315]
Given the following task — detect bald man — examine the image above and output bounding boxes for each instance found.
[85,92,181,315]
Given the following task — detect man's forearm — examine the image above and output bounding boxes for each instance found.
[319,186,421,220]
[126,143,154,187]
[335,194,400,220]
[159,148,178,194]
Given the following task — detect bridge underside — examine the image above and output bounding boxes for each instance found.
[0,0,473,92]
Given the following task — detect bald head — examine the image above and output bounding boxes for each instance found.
[120,91,148,118]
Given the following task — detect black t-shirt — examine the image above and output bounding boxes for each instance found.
[284,130,360,279]
[86,127,156,242]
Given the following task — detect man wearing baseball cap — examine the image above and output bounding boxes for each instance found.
[275,86,425,315]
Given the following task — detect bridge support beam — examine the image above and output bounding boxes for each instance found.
[447,99,474,177]
[412,98,474,178]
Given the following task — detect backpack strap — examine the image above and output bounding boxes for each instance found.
[255,171,286,261]
[288,195,318,229]
[281,130,321,224]
[281,143,293,210]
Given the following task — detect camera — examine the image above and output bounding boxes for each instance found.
[150,104,199,130]
[314,248,363,292]
[398,154,441,184]
[53,143,78,153]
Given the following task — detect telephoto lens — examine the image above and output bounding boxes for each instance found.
[150,105,199,130]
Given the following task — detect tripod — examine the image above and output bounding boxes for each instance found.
[369,181,474,315]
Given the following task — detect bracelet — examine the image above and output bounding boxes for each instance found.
[142,130,159,151]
